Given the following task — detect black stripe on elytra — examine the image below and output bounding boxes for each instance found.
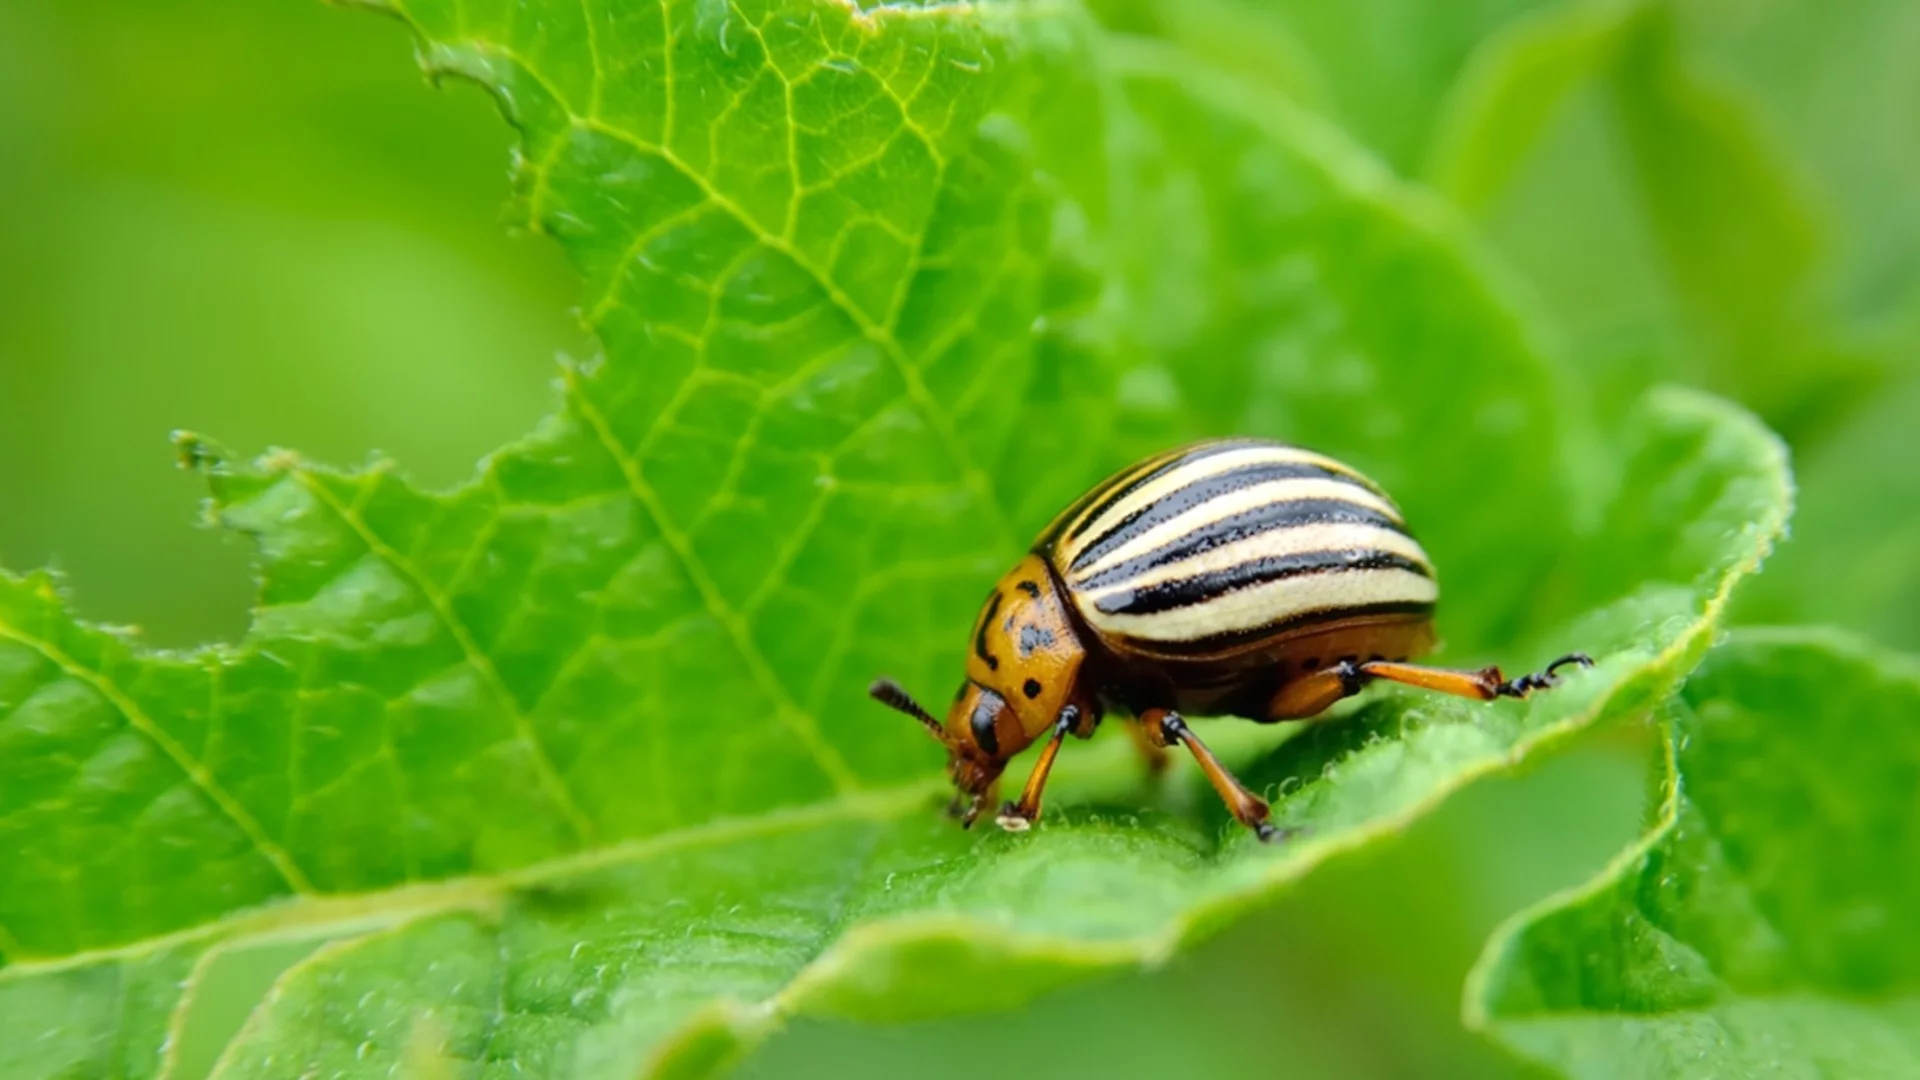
[1117,599,1437,658]
[1079,499,1416,592]
[1094,548,1432,617]
[974,591,1002,670]
[1060,441,1257,544]
[1068,461,1391,574]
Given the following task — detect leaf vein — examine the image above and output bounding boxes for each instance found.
[566,369,863,792]
[458,31,1021,545]
[288,470,598,845]
[582,104,1017,546]
[0,617,315,897]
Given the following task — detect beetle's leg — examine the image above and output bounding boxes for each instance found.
[996,706,1080,831]
[1140,709,1283,842]
[1266,663,1367,719]
[1068,699,1103,740]
[1268,653,1594,719]
[1126,714,1171,778]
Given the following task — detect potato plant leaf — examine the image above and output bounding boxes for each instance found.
[1467,628,1920,1078]
[0,1,1788,1077]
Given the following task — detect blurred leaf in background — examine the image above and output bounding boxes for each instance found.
[1413,0,1920,650]
[1739,374,1920,652]
[0,0,583,646]
[1100,0,1920,646]
[1433,0,1911,443]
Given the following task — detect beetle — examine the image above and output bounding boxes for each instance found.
[869,438,1591,840]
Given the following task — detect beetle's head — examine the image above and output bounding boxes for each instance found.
[868,677,1016,826]
[868,556,1089,826]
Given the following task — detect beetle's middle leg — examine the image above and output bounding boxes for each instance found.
[1139,708,1281,842]
[1126,712,1171,778]
[1266,654,1594,719]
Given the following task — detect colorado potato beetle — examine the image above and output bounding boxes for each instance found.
[870,438,1590,840]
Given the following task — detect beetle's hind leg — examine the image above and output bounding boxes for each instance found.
[1267,653,1594,719]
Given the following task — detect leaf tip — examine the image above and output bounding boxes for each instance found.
[171,430,222,473]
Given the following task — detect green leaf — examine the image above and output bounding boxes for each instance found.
[1431,0,1891,442]
[1669,0,1920,363]
[1087,0,1554,174]
[1425,0,1640,214]
[1737,369,1920,651]
[1089,0,1901,441]
[1467,628,1920,1077]
[0,1,1789,1076]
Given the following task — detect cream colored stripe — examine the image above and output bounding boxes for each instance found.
[1069,477,1403,581]
[1058,445,1371,564]
[1080,521,1432,602]
[1048,452,1172,545]
[1086,566,1439,643]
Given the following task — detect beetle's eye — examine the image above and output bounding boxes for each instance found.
[968,688,1004,756]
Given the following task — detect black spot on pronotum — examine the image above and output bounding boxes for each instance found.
[1016,579,1042,598]
[1023,678,1042,700]
[1017,624,1056,656]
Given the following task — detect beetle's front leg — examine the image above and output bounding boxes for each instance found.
[1140,708,1283,842]
[995,705,1081,832]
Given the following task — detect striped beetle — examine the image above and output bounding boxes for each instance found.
[871,438,1590,840]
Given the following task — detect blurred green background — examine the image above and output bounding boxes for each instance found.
[0,0,1912,1076]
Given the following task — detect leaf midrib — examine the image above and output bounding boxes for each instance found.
[0,779,942,980]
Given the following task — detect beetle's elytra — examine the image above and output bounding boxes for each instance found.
[871,438,1590,840]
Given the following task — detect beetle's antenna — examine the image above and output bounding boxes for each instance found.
[869,678,945,743]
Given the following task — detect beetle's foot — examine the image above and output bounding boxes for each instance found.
[1550,652,1597,675]
[995,801,1037,832]
[1252,820,1301,844]
[1496,652,1595,698]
